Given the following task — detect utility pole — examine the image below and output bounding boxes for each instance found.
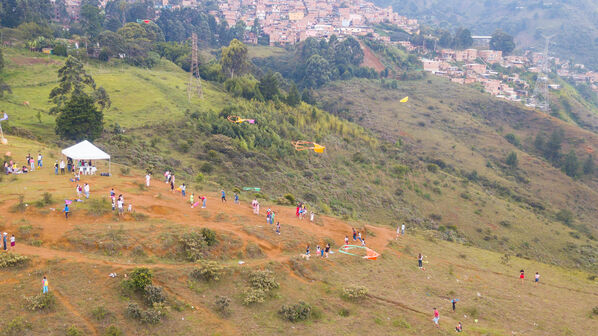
[188,32,203,102]
[530,35,552,112]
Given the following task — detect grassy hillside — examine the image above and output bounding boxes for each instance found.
[317,77,598,271]
[0,136,597,335]
[373,0,598,69]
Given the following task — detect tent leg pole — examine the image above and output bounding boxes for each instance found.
[109,159,111,176]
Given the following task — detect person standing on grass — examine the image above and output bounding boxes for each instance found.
[344,236,349,246]
[534,272,540,285]
[234,193,239,204]
[37,153,42,168]
[520,270,525,284]
[164,170,170,183]
[270,211,275,225]
[310,211,314,222]
[145,173,151,187]
[2,232,7,251]
[181,183,186,197]
[10,234,15,251]
[202,196,206,208]
[54,161,59,175]
[357,231,363,242]
[418,253,424,269]
[361,239,366,247]
[325,243,330,258]
[29,155,34,171]
[306,245,310,257]
[451,299,458,312]
[396,224,401,239]
[75,184,81,198]
[275,222,280,235]
[64,203,70,219]
[432,308,440,328]
[190,193,194,207]
[84,183,90,199]
[316,245,321,257]
[221,189,226,202]
[117,197,124,216]
[401,224,405,235]
[111,197,116,211]
[170,177,175,192]
[42,276,49,293]
[60,160,65,174]
[352,228,357,241]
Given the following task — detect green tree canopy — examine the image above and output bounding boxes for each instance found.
[220,39,248,78]
[286,83,301,107]
[55,94,103,140]
[562,150,580,178]
[258,72,280,101]
[453,28,473,49]
[490,30,515,54]
[506,151,518,168]
[303,54,332,88]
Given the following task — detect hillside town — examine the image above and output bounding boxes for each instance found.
[212,0,418,45]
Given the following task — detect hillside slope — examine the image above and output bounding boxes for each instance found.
[0,136,597,335]
[317,77,598,271]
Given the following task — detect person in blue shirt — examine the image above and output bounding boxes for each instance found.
[221,189,226,202]
[234,193,239,204]
[64,204,70,219]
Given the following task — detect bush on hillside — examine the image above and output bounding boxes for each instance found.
[127,268,153,291]
[10,195,27,213]
[242,287,266,305]
[592,306,598,315]
[556,209,574,226]
[144,285,166,305]
[201,228,218,246]
[190,261,224,282]
[66,325,84,336]
[24,292,56,311]
[278,301,312,322]
[91,306,113,321]
[248,270,279,291]
[0,253,30,268]
[214,296,231,316]
[342,285,368,301]
[2,317,32,336]
[103,325,123,336]
[179,232,208,261]
[34,192,54,207]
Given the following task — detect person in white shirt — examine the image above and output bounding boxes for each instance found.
[401,224,405,235]
[59,160,65,174]
[145,173,151,187]
[83,183,90,199]
[37,153,42,168]
[117,198,124,216]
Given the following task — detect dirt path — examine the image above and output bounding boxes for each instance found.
[359,41,385,72]
[53,289,99,335]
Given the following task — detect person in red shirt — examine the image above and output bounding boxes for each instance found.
[432,308,440,327]
[520,269,525,284]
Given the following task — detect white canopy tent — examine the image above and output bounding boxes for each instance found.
[61,140,111,175]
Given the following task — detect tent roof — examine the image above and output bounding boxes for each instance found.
[61,140,110,160]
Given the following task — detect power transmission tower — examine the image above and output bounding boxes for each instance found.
[530,36,552,112]
[188,33,203,101]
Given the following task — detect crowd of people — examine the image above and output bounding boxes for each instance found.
[3,153,42,174]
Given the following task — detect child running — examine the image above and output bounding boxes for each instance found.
[432,308,440,328]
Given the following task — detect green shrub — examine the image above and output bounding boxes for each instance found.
[0,253,30,268]
[338,308,351,317]
[10,195,27,213]
[179,232,208,261]
[25,292,56,311]
[35,192,54,207]
[128,268,153,291]
[426,163,439,173]
[103,325,123,336]
[214,296,231,316]
[592,306,598,315]
[201,228,218,246]
[556,209,574,226]
[2,317,32,336]
[284,193,296,204]
[342,285,368,301]
[86,198,110,217]
[65,325,84,336]
[120,167,131,176]
[242,287,266,305]
[278,301,312,322]
[248,270,279,291]
[144,285,166,305]
[190,261,224,282]
[91,306,113,321]
[126,302,142,320]
[504,133,520,146]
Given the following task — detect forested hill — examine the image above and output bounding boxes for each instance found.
[373,0,598,69]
